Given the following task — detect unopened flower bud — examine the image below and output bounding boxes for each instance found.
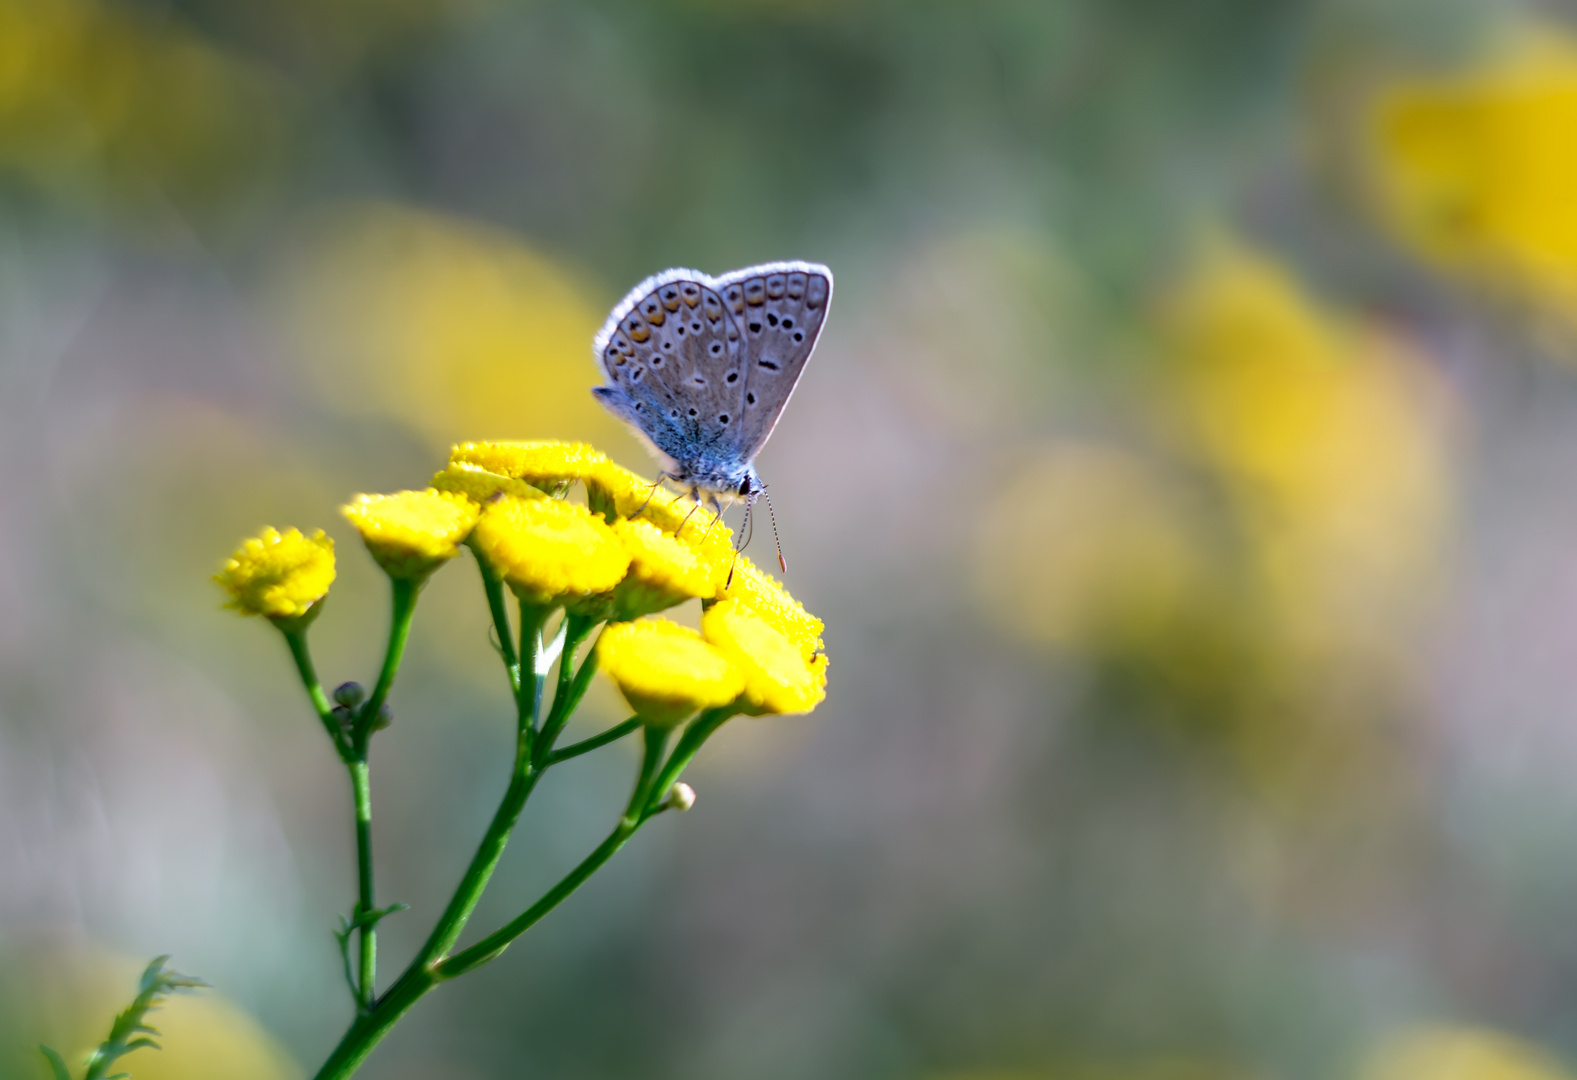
[663,782,696,813]
[333,682,367,708]
[371,703,394,731]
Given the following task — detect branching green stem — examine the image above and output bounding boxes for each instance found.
[436,726,669,980]
[473,546,520,698]
[547,717,641,764]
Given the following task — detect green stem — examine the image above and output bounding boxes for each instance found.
[518,601,549,750]
[437,726,669,980]
[349,760,375,1011]
[644,706,737,815]
[473,547,520,698]
[281,626,347,758]
[547,717,641,765]
[534,615,599,763]
[312,963,435,1080]
[358,577,419,734]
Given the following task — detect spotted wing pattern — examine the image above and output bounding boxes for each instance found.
[594,270,747,467]
[715,263,832,462]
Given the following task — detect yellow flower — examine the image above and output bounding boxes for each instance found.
[215,527,335,623]
[608,518,730,621]
[1368,26,1577,326]
[702,598,827,716]
[469,495,630,607]
[430,462,551,505]
[597,619,745,727]
[342,489,479,581]
[716,554,825,661]
[450,440,606,494]
[586,458,737,551]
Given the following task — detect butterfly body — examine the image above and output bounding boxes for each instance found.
[592,261,833,508]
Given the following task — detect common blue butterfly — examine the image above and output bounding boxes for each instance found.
[591,261,833,521]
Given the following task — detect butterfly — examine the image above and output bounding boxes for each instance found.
[591,261,833,526]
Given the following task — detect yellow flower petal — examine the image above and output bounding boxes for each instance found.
[342,489,480,581]
[702,598,827,716]
[470,495,630,607]
[598,619,745,727]
[451,440,606,493]
[215,527,335,623]
[607,518,731,621]
[431,461,553,506]
[715,554,824,661]
[585,458,737,554]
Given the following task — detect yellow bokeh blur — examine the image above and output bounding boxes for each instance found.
[274,203,642,455]
[1161,238,1451,665]
[1369,23,1577,329]
[974,443,1210,651]
[1360,1026,1577,1080]
[0,0,284,216]
[13,945,300,1080]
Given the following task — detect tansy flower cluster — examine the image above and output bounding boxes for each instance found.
[216,440,828,724]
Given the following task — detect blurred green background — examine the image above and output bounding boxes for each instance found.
[9,0,1577,1077]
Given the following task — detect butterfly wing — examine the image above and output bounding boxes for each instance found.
[593,269,747,471]
[714,261,833,463]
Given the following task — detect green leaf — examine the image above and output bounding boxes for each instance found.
[39,1045,72,1080]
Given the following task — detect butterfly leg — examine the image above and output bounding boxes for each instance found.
[635,471,679,517]
[678,487,705,530]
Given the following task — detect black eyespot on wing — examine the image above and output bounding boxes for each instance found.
[710,342,723,355]
[725,371,739,383]
[687,407,698,417]
[652,356,664,367]
[793,331,804,342]
[676,324,685,337]
[757,358,781,371]
[782,317,794,328]
[746,392,757,405]
[718,413,729,423]
[669,408,680,418]
[748,321,761,333]
[693,375,706,386]
[767,313,778,327]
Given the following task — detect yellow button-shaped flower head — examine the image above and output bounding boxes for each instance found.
[343,489,480,581]
[608,518,730,621]
[470,495,630,607]
[431,462,551,505]
[215,527,335,625]
[598,618,745,727]
[702,598,827,716]
[451,440,605,494]
[716,555,825,662]
[585,459,737,553]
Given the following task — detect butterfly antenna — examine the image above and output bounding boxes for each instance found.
[762,489,787,574]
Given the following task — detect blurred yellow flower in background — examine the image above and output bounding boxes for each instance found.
[342,489,479,581]
[0,0,284,216]
[274,204,640,455]
[10,945,300,1080]
[702,598,827,716]
[974,444,1210,652]
[598,618,745,726]
[1369,24,1577,328]
[215,526,335,621]
[1162,238,1451,664]
[469,494,630,607]
[1360,1026,1577,1080]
